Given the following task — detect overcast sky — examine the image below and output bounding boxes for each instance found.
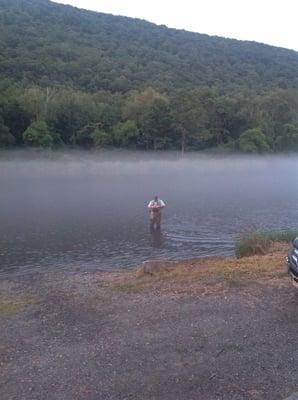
[53,0,298,51]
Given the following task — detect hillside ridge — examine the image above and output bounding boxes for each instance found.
[0,0,297,93]
[0,0,297,152]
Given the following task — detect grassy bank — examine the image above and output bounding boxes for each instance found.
[235,230,298,258]
[111,232,295,296]
[110,241,290,296]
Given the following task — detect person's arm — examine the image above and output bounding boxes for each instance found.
[159,200,165,208]
[148,200,153,209]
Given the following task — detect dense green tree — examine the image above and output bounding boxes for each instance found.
[71,125,95,147]
[1,100,31,145]
[239,128,270,153]
[255,90,298,144]
[210,97,239,146]
[123,87,165,125]
[113,120,139,148]
[171,90,207,153]
[100,97,123,132]
[274,124,298,151]
[23,120,54,147]
[46,90,103,144]
[20,86,47,121]
[142,98,174,150]
[0,116,15,147]
[91,128,112,148]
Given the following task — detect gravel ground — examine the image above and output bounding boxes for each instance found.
[1,257,298,400]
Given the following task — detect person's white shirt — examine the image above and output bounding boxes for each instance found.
[148,199,166,208]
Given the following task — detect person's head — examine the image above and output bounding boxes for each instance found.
[154,195,158,202]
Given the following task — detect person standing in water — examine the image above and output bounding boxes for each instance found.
[148,195,166,230]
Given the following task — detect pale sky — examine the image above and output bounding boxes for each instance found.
[53,0,298,51]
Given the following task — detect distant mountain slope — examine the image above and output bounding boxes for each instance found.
[0,0,298,93]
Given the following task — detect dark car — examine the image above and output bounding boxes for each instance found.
[287,237,298,287]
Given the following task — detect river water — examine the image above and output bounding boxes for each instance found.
[1,151,297,275]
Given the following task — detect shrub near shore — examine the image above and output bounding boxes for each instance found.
[235,230,298,258]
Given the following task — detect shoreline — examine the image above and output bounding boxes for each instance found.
[99,241,290,294]
[0,241,291,299]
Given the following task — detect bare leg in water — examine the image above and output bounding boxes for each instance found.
[155,212,161,230]
[150,211,161,231]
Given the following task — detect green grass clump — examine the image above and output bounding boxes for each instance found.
[114,281,148,294]
[235,230,298,258]
[262,230,298,243]
[0,294,40,315]
[0,295,22,315]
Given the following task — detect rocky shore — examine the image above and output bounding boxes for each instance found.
[1,242,297,400]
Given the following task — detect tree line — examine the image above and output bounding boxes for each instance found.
[1,85,298,153]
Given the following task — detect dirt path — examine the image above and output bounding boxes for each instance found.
[1,248,298,400]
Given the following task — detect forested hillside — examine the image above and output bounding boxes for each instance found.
[0,0,298,152]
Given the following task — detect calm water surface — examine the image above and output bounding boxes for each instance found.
[1,151,297,275]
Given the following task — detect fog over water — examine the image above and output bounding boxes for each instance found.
[1,150,298,275]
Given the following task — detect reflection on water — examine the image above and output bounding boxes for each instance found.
[150,227,164,248]
[1,150,298,275]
